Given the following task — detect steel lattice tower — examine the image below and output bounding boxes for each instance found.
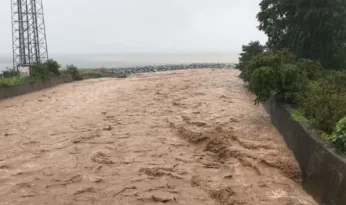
[11,0,49,70]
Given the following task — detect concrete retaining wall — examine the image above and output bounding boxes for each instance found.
[0,76,72,100]
[265,98,346,205]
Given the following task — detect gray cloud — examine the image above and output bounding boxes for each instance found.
[0,0,267,55]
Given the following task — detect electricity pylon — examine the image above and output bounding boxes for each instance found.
[11,0,49,70]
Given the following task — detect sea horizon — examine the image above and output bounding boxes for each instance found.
[0,52,238,71]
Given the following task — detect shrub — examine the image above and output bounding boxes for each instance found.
[299,81,346,134]
[248,55,308,105]
[323,70,346,94]
[274,64,308,104]
[31,63,47,77]
[66,65,83,80]
[240,50,295,82]
[296,59,323,80]
[44,59,60,76]
[31,59,61,78]
[331,117,346,153]
[249,66,276,105]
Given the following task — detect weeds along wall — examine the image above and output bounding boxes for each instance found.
[0,76,72,100]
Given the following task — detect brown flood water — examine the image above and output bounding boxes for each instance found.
[0,69,316,205]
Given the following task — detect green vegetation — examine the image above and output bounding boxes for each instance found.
[291,110,308,123]
[257,0,346,69]
[31,59,61,78]
[0,75,42,87]
[247,51,310,105]
[0,76,21,86]
[331,117,346,153]
[0,60,117,87]
[238,0,346,154]
[236,41,265,71]
[65,65,83,80]
[0,59,78,87]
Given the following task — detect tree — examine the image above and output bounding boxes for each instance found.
[31,59,61,78]
[236,41,265,71]
[257,0,346,68]
[44,59,61,76]
[240,49,295,82]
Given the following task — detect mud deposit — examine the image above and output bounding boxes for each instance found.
[0,69,316,204]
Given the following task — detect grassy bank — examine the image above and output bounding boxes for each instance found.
[0,76,45,87]
[1,60,72,87]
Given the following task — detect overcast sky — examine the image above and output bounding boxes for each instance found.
[0,0,267,55]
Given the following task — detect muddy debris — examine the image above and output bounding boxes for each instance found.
[151,191,176,203]
[91,151,114,165]
[103,125,112,131]
[74,187,96,195]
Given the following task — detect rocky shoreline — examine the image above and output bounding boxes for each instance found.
[97,63,234,77]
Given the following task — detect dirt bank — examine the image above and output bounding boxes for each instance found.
[0,69,316,204]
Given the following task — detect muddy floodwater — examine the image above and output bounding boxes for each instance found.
[0,69,316,204]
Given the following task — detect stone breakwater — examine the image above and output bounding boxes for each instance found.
[102,63,233,77]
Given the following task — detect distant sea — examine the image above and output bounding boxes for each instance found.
[0,52,238,71]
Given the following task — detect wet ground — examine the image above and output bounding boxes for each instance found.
[0,69,316,205]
